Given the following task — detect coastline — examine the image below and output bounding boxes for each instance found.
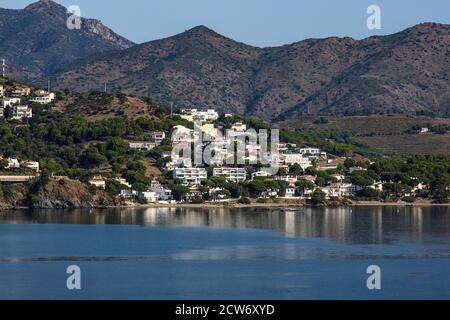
[2,201,449,211]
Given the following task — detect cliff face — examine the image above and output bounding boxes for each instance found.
[0,183,29,208]
[0,178,117,209]
[30,179,116,209]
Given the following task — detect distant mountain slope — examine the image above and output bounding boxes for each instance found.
[0,0,133,83]
[1,1,448,120]
[53,23,450,120]
[280,23,450,119]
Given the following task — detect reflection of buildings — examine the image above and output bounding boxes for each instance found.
[0,206,445,245]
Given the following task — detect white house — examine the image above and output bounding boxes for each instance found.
[114,177,132,188]
[285,187,297,198]
[330,173,345,182]
[283,154,312,169]
[12,87,31,97]
[299,148,326,158]
[252,170,271,180]
[150,131,166,144]
[213,167,247,183]
[139,191,158,202]
[89,176,106,189]
[129,141,158,151]
[21,160,40,172]
[120,189,139,198]
[150,180,173,201]
[3,97,21,108]
[321,183,356,199]
[231,122,247,132]
[349,166,367,174]
[173,167,207,185]
[180,109,219,123]
[369,181,383,192]
[12,105,32,120]
[31,91,55,104]
[6,158,20,169]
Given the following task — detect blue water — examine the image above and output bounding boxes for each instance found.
[0,207,449,299]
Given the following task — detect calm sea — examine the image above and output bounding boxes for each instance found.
[0,206,449,299]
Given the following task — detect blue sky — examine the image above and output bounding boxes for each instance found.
[1,0,449,47]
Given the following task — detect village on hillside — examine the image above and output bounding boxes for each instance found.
[1,80,446,206]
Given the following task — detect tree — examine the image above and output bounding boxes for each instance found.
[79,146,108,168]
[289,163,304,175]
[132,182,148,193]
[356,187,381,200]
[0,159,8,170]
[311,189,326,205]
[296,180,315,191]
[246,179,266,197]
[106,179,128,196]
[4,105,12,119]
[171,184,190,201]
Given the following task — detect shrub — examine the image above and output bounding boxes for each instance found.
[238,197,251,204]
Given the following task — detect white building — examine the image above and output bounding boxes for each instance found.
[150,180,173,201]
[276,175,300,185]
[370,181,384,192]
[129,141,158,151]
[6,158,20,169]
[252,170,271,180]
[283,154,312,169]
[330,173,345,182]
[300,147,320,154]
[173,167,207,185]
[231,122,247,132]
[349,166,367,174]
[213,167,247,183]
[31,91,55,104]
[139,191,158,202]
[115,177,132,188]
[180,109,219,123]
[89,176,106,189]
[3,97,21,108]
[321,183,356,199]
[12,87,31,97]
[12,105,32,120]
[285,187,297,198]
[151,131,166,144]
[21,160,40,172]
[120,189,139,198]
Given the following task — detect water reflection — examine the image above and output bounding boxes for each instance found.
[0,206,449,245]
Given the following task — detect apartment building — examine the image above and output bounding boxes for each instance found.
[213,167,247,183]
[173,167,207,185]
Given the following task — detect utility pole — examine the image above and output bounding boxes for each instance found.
[104,82,107,93]
[48,80,51,92]
[170,101,174,116]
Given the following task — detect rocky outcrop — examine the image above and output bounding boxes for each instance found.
[29,178,115,209]
[0,183,29,209]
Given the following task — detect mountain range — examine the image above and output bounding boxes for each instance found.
[0,0,133,82]
[1,0,449,120]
